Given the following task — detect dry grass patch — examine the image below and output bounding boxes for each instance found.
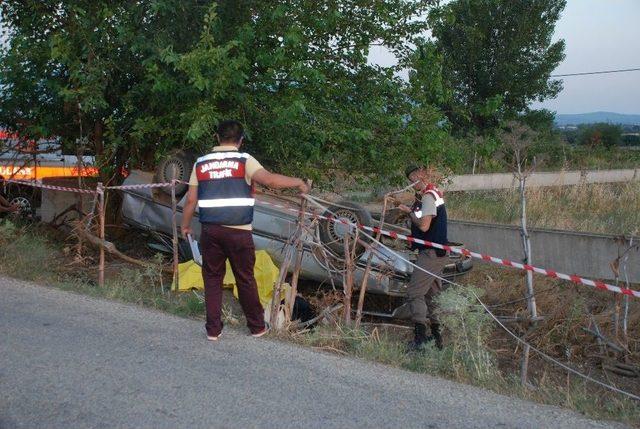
[447,181,640,235]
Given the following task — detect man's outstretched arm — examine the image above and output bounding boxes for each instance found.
[252,169,309,193]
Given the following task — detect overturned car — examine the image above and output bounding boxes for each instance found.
[120,151,472,317]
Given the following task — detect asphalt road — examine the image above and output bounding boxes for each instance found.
[0,276,627,429]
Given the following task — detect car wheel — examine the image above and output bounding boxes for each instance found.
[155,150,195,197]
[318,200,373,258]
[7,189,37,218]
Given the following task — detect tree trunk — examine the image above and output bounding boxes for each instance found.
[519,174,537,387]
[519,176,537,319]
[93,119,108,185]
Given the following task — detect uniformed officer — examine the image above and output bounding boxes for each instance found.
[181,120,309,341]
[397,165,449,350]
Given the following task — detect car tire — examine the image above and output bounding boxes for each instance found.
[155,150,195,197]
[6,187,38,218]
[318,200,373,258]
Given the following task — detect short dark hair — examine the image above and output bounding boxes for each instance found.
[216,120,244,143]
[404,164,420,179]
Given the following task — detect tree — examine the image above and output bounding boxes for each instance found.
[0,1,209,183]
[411,0,566,134]
[169,1,434,181]
[578,123,623,148]
[499,120,539,386]
[1,1,437,185]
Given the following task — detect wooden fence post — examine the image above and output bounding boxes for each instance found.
[355,196,388,329]
[171,175,179,295]
[343,232,354,326]
[286,197,308,322]
[270,244,295,330]
[97,182,105,288]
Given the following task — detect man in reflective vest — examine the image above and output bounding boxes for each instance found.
[397,165,448,350]
[181,120,309,341]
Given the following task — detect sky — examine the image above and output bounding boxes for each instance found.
[370,0,640,115]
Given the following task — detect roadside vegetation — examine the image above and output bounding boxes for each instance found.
[0,0,572,188]
[1,218,638,424]
[447,181,640,235]
[0,220,205,318]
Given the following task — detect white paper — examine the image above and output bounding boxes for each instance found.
[188,234,203,266]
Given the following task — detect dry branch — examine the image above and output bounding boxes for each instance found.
[75,226,172,274]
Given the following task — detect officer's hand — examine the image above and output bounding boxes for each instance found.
[181,225,192,239]
[9,204,19,213]
[397,204,411,214]
[297,179,310,194]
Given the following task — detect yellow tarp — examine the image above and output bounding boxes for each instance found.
[172,250,283,308]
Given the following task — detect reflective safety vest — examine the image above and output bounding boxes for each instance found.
[410,184,448,256]
[194,151,254,225]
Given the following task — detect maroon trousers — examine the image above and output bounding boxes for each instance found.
[200,224,265,336]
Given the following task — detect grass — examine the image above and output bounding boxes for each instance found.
[446,181,640,235]
[293,280,640,424]
[1,219,639,424]
[293,286,640,424]
[0,220,205,319]
[460,146,640,175]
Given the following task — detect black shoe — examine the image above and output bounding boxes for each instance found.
[407,323,434,352]
[431,323,443,350]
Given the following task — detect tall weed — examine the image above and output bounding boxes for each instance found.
[0,220,58,280]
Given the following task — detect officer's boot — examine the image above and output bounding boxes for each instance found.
[408,322,432,351]
[431,322,443,350]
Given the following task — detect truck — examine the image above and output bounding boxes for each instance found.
[0,130,97,215]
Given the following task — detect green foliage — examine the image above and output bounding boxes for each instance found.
[433,286,500,383]
[0,220,58,281]
[0,0,577,184]
[414,0,566,134]
[577,123,623,148]
[1,1,440,185]
[0,1,210,181]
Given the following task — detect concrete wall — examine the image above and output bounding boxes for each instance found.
[445,168,639,191]
[448,220,640,284]
[38,178,95,223]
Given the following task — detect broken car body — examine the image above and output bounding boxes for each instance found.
[120,169,472,311]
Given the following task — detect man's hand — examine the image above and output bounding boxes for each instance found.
[8,203,19,213]
[297,179,310,194]
[397,204,412,214]
[181,225,192,239]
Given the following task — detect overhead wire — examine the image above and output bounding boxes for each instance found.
[551,67,640,77]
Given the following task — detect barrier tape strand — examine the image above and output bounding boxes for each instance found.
[254,197,639,299]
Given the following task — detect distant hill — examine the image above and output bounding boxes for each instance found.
[555,112,640,126]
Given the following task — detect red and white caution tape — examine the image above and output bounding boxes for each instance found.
[5,178,635,298]
[255,196,640,299]
[107,179,192,190]
[106,181,178,190]
[2,178,193,193]
[356,224,640,298]
[1,178,189,193]
[2,179,97,194]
